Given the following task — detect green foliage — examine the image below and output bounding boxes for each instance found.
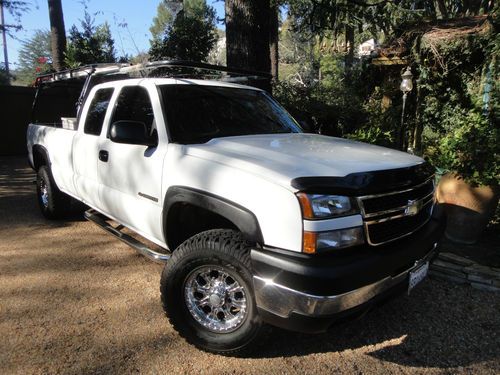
[0,65,11,85]
[150,1,174,43]
[65,12,117,67]
[1,0,29,30]
[413,18,499,186]
[274,54,371,136]
[345,87,395,147]
[277,1,498,190]
[148,2,217,62]
[425,109,499,186]
[14,30,52,86]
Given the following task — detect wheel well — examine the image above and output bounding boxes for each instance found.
[32,146,49,170]
[165,202,239,251]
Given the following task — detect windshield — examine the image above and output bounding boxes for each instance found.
[160,84,302,144]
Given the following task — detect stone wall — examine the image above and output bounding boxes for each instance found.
[430,252,500,292]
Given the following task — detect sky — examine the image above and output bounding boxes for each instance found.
[2,0,225,70]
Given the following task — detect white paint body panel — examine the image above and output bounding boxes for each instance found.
[27,78,427,253]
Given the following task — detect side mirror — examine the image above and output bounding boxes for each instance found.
[109,121,158,147]
[299,119,315,134]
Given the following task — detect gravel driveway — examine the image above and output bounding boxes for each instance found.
[1,156,499,374]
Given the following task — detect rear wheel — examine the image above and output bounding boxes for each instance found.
[36,165,71,219]
[160,229,262,354]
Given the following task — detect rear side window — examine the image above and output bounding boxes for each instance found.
[84,88,114,136]
[111,86,155,135]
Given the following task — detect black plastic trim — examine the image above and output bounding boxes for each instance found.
[163,186,264,247]
[251,213,445,296]
[291,162,435,195]
[31,145,51,170]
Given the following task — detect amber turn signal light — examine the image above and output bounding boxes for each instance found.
[303,231,317,254]
[297,192,314,219]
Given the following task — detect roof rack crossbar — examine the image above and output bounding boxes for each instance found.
[35,60,272,86]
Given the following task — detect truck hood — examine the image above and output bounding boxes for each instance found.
[184,134,426,190]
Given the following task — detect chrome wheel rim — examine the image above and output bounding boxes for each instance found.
[40,179,49,208]
[184,266,248,333]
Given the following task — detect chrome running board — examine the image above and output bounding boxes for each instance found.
[84,209,170,263]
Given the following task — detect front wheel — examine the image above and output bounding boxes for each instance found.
[160,229,263,354]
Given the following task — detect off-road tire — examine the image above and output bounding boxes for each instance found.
[36,165,71,219]
[160,229,263,355]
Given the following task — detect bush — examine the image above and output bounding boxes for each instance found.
[425,109,499,187]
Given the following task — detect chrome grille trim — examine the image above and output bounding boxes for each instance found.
[364,194,434,224]
[356,176,435,200]
[357,176,435,217]
[362,203,433,246]
[356,177,435,246]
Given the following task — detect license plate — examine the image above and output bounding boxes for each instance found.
[408,262,429,294]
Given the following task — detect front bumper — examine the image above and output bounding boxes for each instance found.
[251,212,445,333]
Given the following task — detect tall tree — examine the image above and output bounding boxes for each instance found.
[149,11,217,61]
[270,2,279,79]
[149,0,217,62]
[225,0,271,74]
[66,12,116,67]
[47,0,66,71]
[288,1,368,70]
[150,0,213,42]
[15,29,52,85]
[150,1,174,44]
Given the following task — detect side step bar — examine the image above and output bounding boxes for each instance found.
[84,209,170,263]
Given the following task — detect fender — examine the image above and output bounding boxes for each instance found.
[31,144,51,170]
[163,186,264,246]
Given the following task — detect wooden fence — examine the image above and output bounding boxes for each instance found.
[0,86,36,156]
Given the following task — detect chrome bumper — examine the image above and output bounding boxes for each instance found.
[253,245,437,318]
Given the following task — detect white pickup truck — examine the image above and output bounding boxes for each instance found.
[27,62,445,354]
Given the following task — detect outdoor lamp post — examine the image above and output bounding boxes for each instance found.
[400,67,413,150]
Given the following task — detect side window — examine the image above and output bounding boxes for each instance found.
[84,88,114,136]
[111,86,155,135]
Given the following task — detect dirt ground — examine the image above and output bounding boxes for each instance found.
[1,156,499,375]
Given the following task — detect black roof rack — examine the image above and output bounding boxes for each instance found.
[34,60,272,86]
[33,60,272,121]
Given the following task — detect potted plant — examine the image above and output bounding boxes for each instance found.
[431,109,499,244]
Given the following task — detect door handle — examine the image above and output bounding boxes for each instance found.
[99,150,109,162]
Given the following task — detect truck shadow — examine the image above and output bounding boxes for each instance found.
[246,279,499,369]
[0,156,87,227]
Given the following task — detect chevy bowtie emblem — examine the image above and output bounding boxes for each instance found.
[404,199,422,216]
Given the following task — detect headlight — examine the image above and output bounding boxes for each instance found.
[297,193,359,219]
[303,227,364,254]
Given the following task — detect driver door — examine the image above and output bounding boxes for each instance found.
[97,83,166,242]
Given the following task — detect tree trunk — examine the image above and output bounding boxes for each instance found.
[269,3,279,80]
[225,0,271,86]
[47,0,66,71]
[345,24,354,70]
[434,0,448,19]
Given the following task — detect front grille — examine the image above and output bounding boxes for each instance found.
[358,178,435,246]
[361,179,434,215]
[365,201,433,244]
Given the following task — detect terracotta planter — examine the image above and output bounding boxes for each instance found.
[436,174,499,244]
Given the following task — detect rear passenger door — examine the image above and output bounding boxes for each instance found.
[97,83,166,243]
[73,87,114,208]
